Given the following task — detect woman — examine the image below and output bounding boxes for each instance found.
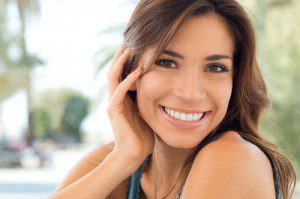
[50,0,296,198]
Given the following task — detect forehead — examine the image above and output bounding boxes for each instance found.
[139,13,235,66]
[166,13,234,60]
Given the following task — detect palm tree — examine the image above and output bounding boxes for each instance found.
[15,0,43,146]
[94,0,137,107]
[0,1,21,102]
[0,0,43,146]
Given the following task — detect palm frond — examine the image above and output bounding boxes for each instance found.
[93,45,119,75]
[97,23,126,36]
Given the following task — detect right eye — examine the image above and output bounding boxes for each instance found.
[154,59,177,68]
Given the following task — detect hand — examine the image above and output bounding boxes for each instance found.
[106,43,154,164]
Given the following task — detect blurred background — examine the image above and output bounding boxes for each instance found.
[0,0,299,198]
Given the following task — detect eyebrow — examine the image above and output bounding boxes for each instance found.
[162,49,232,61]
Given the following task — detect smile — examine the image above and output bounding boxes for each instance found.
[159,105,209,129]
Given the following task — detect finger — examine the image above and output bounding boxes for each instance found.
[107,43,125,76]
[109,67,143,108]
[112,43,125,66]
[112,48,131,80]
[108,49,132,99]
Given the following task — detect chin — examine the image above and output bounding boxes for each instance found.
[156,132,203,149]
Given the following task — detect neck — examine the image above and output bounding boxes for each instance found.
[151,134,195,188]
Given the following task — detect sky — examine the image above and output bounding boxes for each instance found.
[0,0,135,142]
[29,0,133,98]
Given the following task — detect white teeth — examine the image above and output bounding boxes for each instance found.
[166,108,170,115]
[187,114,193,121]
[180,113,186,120]
[164,106,204,122]
[171,109,175,117]
[193,113,198,120]
[197,113,204,120]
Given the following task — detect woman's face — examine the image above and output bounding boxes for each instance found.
[135,14,234,149]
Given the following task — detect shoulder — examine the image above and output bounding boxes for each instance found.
[182,131,276,199]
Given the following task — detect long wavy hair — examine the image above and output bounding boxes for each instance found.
[121,0,296,198]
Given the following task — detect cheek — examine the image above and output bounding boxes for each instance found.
[206,77,232,131]
[213,78,232,111]
[136,71,169,114]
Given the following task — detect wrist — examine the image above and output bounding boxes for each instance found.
[109,149,145,172]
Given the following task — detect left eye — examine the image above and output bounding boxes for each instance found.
[206,64,228,72]
[154,59,177,68]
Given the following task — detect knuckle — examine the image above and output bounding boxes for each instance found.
[116,83,124,92]
[117,52,127,62]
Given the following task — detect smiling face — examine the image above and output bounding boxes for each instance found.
[135,13,235,149]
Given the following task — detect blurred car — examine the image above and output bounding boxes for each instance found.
[0,139,23,168]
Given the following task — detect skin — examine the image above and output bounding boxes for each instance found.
[131,13,235,197]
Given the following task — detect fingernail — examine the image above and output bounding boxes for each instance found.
[121,43,125,52]
[122,49,127,55]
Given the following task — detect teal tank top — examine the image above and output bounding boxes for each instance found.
[126,133,281,199]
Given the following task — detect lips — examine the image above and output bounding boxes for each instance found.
[159,105,209,129]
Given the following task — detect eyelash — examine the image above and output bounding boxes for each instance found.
[154,58,229,73]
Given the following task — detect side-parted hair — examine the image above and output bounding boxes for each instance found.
[121,0,296,198]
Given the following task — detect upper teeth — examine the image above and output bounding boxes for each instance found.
[164,107,204,122]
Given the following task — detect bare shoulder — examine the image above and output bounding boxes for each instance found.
[182,131,276,199]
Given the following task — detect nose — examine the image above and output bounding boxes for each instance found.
[173,69,206,104]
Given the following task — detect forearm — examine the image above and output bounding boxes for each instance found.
[49,151,139,199]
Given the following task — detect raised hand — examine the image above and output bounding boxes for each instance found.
[106,43,154,163]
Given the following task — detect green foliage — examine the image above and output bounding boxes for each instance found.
[60,95,90,142]
[33,88,90,143]
[32,107,52,139]
[258,0,300,170]
[34,88,83,130]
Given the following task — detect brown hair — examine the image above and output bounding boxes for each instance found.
[121,0,296,198]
